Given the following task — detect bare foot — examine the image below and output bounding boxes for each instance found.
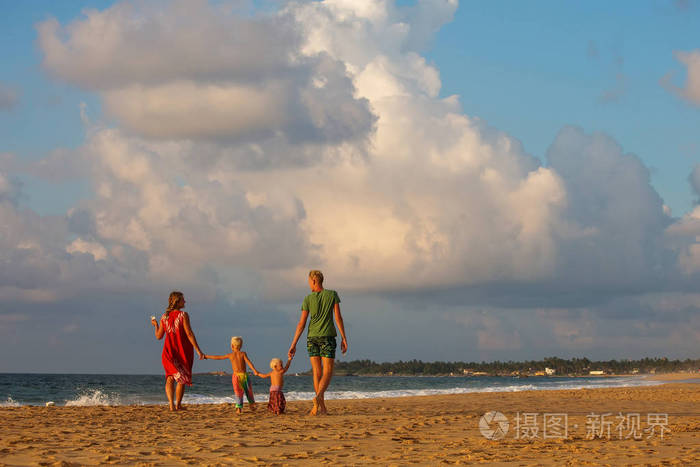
[309,395,319,415]
[169,404,175,412]
[176,405,186,411]
[318,398,328,415]
[236,407,242,414]
[249,403,257,412]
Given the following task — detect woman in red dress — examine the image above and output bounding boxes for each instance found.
[151,291,205,411]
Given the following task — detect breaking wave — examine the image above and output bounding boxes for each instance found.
[0,396,21,407]
[65,389,123,406]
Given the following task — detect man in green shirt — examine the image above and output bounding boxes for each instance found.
[288,270,348,415]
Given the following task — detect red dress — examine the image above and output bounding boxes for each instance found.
[160,310,194,386]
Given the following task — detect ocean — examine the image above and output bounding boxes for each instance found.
[0,373,661,407]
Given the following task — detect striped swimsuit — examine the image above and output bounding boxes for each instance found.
[232,372,255,408]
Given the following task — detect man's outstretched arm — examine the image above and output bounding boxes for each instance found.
[288,310,309,358]
[334,303,348,354]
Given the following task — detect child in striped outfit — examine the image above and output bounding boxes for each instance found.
[205,336,259,414]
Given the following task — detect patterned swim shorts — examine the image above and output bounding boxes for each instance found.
[307,336,337,359]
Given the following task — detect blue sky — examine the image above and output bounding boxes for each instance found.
[0,0,699,373]
[0,1,106,214]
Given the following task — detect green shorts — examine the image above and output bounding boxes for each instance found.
[307,336,337,359]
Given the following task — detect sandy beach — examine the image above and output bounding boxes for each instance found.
[1,381,698,466]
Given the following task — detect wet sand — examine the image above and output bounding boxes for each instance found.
[1,382,698,465]
[648,371,700,381]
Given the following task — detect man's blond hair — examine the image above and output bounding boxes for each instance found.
[230,336,243,349]
[309,270,324,284]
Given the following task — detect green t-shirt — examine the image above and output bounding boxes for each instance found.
[302,289,340,338]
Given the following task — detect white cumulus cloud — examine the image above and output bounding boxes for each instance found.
[38,0,375,146]
[14,0,697,311]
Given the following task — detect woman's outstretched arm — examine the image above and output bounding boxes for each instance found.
[182,312,204,359]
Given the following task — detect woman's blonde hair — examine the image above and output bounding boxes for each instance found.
[309,270,324,284]
[270,358,282,369]
[230,336,243,349]
[165,291,184,316]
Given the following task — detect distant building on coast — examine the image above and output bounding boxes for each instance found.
[589,370,605,375]
[545,367,556,376]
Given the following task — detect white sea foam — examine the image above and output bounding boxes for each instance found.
[183,392,311,405]
[181,377,662,405]
[183,394,238,405]
[322,378,660,401]
[0,396,21,407]
[65,389,122,406]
